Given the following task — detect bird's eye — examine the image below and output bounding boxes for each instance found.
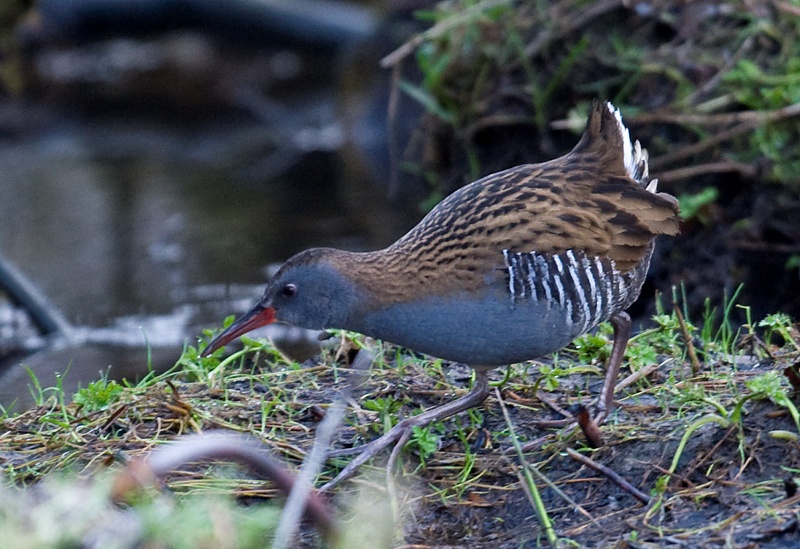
[281,283,297,297]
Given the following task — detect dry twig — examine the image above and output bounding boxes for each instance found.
[673,304,701,375]
[650,101,800,170]
[566,448,650,504]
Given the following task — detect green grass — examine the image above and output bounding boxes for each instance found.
[0,292,798,547]
[0,473,283,549]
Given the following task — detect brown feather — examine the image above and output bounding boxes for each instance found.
[305,101,679,306]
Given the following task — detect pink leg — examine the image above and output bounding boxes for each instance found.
[320,370,490,491]
[597,311,631,422]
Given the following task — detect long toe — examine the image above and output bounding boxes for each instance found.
[320,417,415,491]
[321,371,491,491]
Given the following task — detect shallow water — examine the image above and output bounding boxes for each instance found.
[0,107,408,409]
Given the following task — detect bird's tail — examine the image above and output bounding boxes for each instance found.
[572,99,680,240]
[575,100,657,191]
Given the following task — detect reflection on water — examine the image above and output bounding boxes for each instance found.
[0,0,426,411]
[1,119,395,324]
[0,112,409,409]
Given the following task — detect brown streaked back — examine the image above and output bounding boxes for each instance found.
[311,101,680,307]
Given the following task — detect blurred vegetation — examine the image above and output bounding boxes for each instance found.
[0,0,28,35]
[0,0,30,95]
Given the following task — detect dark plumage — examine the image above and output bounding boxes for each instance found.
[201,100,680,488]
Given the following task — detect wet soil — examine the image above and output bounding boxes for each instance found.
[3,337,799,548]
[343,351,800,548]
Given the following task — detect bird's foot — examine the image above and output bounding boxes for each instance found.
[570,404,604,447]
[527,392,610,450]
[319,414,422,492]
[319,372,491,492]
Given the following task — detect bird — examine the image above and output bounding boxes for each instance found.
[200,100,680,489]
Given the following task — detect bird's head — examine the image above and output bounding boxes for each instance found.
[200,249,361,357]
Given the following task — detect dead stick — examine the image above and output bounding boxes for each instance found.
[632,99,800,128]
[273,397,346,549]
[566,448,650,505]
[657,160,757,182]
[614,360,664,392]
[673,304,701,375]
[684,36,753,102]
[773,0,800,16]
[522,0,620,60]
[113,433,338,541]
[651,101,800,169]
[650,120,757,169]
[385,427,411,523]
[380,0,510,68]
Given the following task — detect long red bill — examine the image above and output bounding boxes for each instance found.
[200,304,276,357]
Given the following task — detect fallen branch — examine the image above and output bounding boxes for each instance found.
[673,304,701,375]
[656,160,758,182]
[380,0,512,68]
[112,432,338,542]
[566,448,650,505]
[650,101,800,170]
[614,359,665,393]
[272,396,346,549]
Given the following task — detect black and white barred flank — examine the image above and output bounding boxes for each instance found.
[502,249,629,333]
